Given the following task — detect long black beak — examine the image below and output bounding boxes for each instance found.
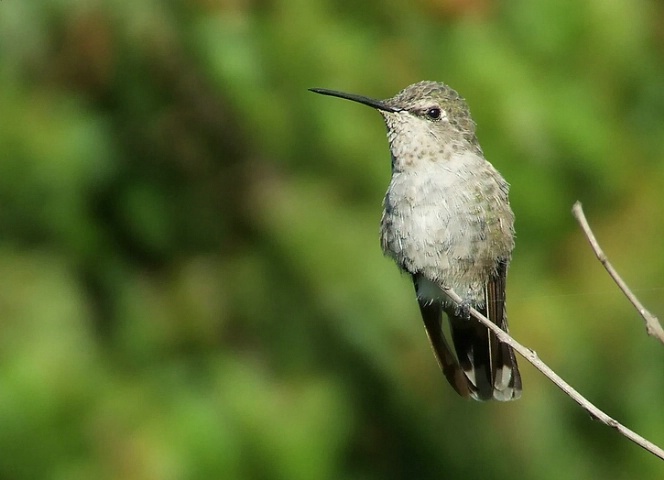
[309,88,399,113]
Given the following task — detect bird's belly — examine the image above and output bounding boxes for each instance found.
[380,185,510,301]
[381,204,494,272]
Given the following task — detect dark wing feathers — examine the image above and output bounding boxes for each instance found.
[485,260,522,400]
[415,291,473,399]
[412,264,521,401]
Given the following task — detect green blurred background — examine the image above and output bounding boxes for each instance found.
[1,0,664,478]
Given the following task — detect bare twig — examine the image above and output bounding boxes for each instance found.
[442,287,664,461]
[572,201,664,345]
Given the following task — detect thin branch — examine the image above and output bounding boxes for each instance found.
[572,201,664,345]
[442,287,664,461]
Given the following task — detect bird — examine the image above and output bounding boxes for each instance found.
[310,81,522,401]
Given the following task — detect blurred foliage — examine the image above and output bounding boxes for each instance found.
[1,0,663,478]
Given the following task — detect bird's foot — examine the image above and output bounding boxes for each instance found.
[456,301,472,320]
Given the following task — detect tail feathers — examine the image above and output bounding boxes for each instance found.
[418,301,473,398]
[449,314,494,400]
[491,322,522,401]
[413,273,521,401]
[449,310,521,401]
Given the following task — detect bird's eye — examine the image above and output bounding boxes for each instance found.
[426,107,442,120]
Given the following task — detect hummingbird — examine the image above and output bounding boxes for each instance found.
[310,81,521,401]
